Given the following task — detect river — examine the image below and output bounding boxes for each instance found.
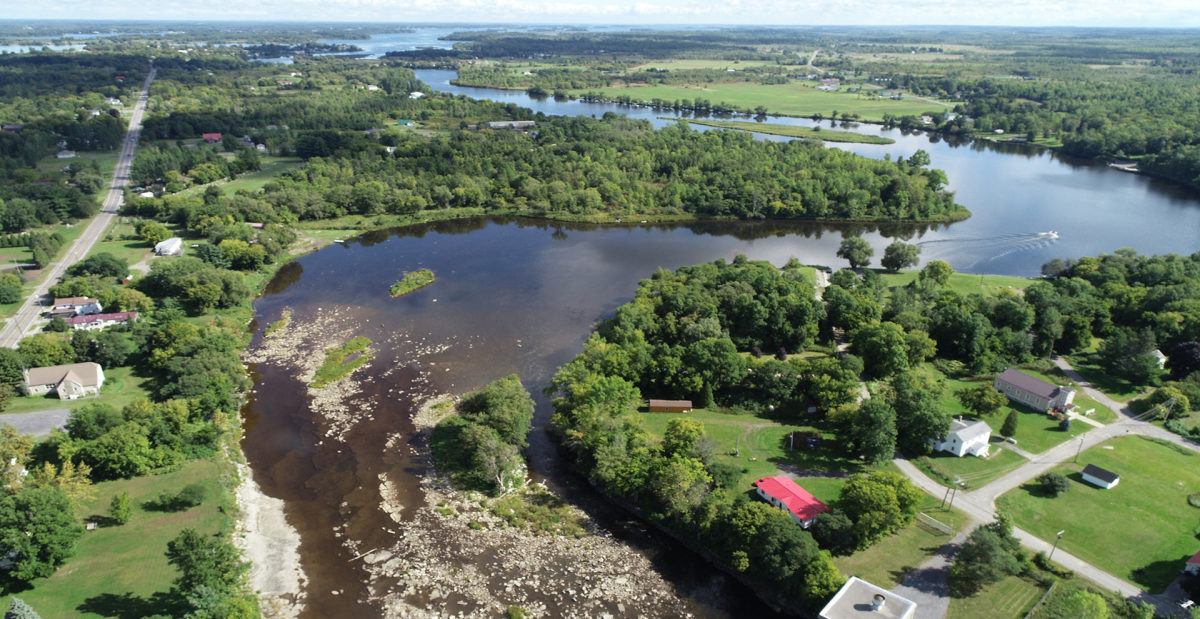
[240,55,1200,618]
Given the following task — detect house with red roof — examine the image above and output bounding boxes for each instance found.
[753,475,830,527]
[65,311,137,331]
[1185,550,1200,575]
[201,132,223,143]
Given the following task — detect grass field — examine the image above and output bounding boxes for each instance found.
[177,156,303,197]
[638,407,869,491]
[679,118,896,144]
[1,366,155,417]
[948,574,1046,618]
[36,151,121,178]
[997,435,1200,591]
[0,459,229,617]
[878,269,1032,298]
[1061,354,1147,402]
[833,496,966,588]
[632,59,807,71]
[85,217,156,267]
[917,447,1027,489]
[571,81,941,121]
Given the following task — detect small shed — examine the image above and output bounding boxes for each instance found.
[648,399,692,413]
[57,150,76,159]
[1186,550,1200,575]
[155,237,184,256]
[1081,464,1120,489]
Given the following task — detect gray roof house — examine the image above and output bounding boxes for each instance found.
[994,368,1075,412]
[929,418,992,457]
[21,362,104,400]
[1081,464,1120,489]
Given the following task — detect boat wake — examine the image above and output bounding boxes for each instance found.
[915,231,1060,269]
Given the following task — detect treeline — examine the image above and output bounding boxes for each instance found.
[454,64,799,93]
[130,142,261,187]
[253,116,962,223]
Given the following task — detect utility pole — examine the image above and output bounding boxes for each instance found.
[1162,397,1178,424]
[1074,437,1084,463]
[1049,530,1065,561]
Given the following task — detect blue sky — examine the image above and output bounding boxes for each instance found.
[12,0,1200,27]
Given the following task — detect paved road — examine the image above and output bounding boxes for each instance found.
[0,408,69,436]
[0,66,156,349]
[891,527,976,619]
[892,357,1200,615]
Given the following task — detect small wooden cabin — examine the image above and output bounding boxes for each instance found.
[648,399,693,413]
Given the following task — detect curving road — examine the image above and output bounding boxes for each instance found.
[892,357,1200,615]
[0,66,155,349]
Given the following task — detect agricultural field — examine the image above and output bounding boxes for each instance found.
[0,459,230,618]
[571,81,941,121]
[997,435,1200,591]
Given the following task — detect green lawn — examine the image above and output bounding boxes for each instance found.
[85,217,156,267]
[36,151,121,178]
[917,447,1027,490]
[949,575,1046,619]
[1,366,154,417]
[639,407,869,491]
[0,459,228,617]
[177,156,303,197]
[997,435,1200,592]
[1062,354,1146,402]
[932,370,1079,455]
[879,269,1032,298]
[833,497,966,588]
[679,118,895,144]
[572,81,941,121]
[632,59,807,71]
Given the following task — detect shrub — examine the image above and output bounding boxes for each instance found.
[1189,493,1200,508]
[1037,472,1070,497]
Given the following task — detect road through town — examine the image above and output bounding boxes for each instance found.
[0,66,155,349]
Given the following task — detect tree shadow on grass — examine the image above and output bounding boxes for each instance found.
[77,591,183,619]
[1131,554,1191,592]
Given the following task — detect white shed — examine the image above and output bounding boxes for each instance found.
[154,237,184,256]
[1081,464,1119,489]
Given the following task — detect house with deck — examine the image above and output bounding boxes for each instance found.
[753,475,830,527]
[929,418,992,457]
[994,368,1074,412]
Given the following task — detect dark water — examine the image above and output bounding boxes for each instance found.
[416,69,1200,276]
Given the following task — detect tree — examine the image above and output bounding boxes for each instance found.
[1166,341,1200,380]
[109,491,132,525]
[958,383,1007,417]
[0,424,33,489]
[0,273,23,305]
[457,374,535,447]
[4,598,40,619]
[850,321,908,378]
[802,551,846,607]
[1037,472,1070,497]
[1000,410,1019,438]
[166,528,248,595]
[17,333,74,368]
[919,260,953,287]
[891,368,950,455]
[948,522,1023,595]
[662,417,704,457]
[647,454,711,517]
[0,487,83,582]
[836,236,873,269]
[810,511,856,555]
[846,399,897,465]
[66,252,128,280]
[1058,591,1108,619]
[43,316,69,333]
[838,471,922,548]
[881,241,921,272]
[137,220,170,246]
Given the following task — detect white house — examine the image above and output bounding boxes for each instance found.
[56,150,76,159]
[21,362,104,400]
[994,368,1075,412]
[929,418,992,457]
[409,91,424,99]
[1185,550,1200,575]
[820,577,917,619]
[1152,349,1167,369]
[65,311,137,331]
[1081,464,1120,489]
[155,237,184,256]
[51,296,102,317]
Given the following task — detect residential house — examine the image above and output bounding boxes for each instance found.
[51,296,103,316]
[21,362,104,400]
[106,97,122,106]
[56,150,76,159]
[155,237,184,256]
[994,368,1075,412]
[1,124,24,133]
[753,476,830,527]
[486,121,537,130]
[409,91,424,99]
[1185,550,1200,575]
[201,132,222,143]
[65,311,137,331]
[1152,349,1167,369]
[648,399,692,413]
[929,418,992,457]
[819,576,917,619]
[1081,464,1120,489]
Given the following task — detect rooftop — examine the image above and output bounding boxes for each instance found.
[949,418,992,442]
[1082,464,1119,484]
[754,476,830,522]
[648,399,692,408]
[24,362,103,388]
[819,576,917,619]
[53,296,96,306]
[997,368,1060,399]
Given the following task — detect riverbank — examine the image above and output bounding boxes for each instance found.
[673,117,896,144]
